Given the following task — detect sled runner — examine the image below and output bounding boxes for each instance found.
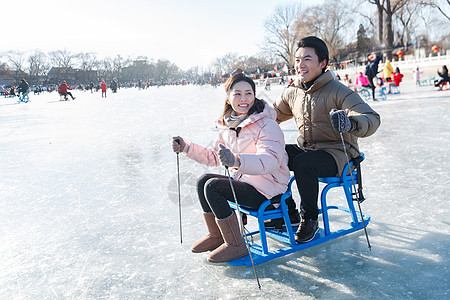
[227,153,370,267]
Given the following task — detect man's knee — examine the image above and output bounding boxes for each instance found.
[292,154,315,174]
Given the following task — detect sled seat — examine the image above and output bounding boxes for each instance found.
[389,83,400,94]
[59,93,68,101]
[227,153,370,266]
[228,176,297,255]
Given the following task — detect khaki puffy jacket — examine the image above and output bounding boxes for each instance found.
[273,71,381,176]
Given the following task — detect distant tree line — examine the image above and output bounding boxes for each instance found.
[260,0,449,68]
[1,0,448,85]
[0,50,210,86]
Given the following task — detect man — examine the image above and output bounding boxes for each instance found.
[364,55,382,100]
[272,36,381,243]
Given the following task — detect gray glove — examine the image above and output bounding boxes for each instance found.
[330,109,353,132]
[172,136,186,154]
[218,144,239,168]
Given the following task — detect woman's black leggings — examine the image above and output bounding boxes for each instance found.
[196,173,268,219]
[286,145,338,220]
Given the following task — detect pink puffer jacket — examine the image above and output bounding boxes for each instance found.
[185,101,290,199]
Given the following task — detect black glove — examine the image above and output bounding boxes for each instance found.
[218,144,239,168]
[330,109,353,132]
[172,136,186,154]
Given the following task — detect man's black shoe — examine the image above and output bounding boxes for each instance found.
[264,208,301,229]
[295,218,319,243]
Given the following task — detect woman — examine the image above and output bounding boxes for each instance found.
[172,73,290,263]
[435,65,449,90]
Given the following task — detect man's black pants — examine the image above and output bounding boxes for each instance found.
[286,145,338,220]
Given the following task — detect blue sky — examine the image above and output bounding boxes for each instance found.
[1,0,317,70]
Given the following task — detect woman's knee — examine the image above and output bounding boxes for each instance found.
[204,177,223,195]
[196,173,215,191]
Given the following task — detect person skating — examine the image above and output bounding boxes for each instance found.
[172,73,291,263]
[272,36,381,243]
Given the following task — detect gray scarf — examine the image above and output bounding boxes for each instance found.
[225,112,248,129]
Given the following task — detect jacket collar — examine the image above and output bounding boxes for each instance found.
[294,70,335,93]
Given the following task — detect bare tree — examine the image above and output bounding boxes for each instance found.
[262,3,303,66]
[212,52,239,75]
[420,0,450,20]
[155,59,179,83]
[112,55,129,80]
[367,0,408,60]
[98,57,113,81]
[395,0,422,50]
[352,1,379,46]
[0,61,12,82]
[77,52,99,71]
[48,49,76,68]
[27,50,50,84]
[415,1,449,42]
[297,0,353,62]
[254,51,281,72]
[4,50,26,82]
[236,55,260,73]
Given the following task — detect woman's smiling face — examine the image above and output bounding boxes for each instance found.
[227,81,255,115]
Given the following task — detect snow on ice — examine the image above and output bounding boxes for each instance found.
[0,80,448,299]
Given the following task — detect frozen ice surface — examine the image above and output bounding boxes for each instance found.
[0,82,448,299]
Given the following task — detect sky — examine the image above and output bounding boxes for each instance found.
[0,0,314,71]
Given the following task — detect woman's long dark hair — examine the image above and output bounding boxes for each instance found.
[220,73,264,121]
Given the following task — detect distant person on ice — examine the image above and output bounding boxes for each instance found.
[354,72,371,90]
[364,54,382,101]
[272,36,381,243]
[413,66,422,86]
[17,78,29,97]
[434,65,449,90]
[101,80,107,98]
[388,67,404,93]
[172,73,292,263]
[58,80,75,100]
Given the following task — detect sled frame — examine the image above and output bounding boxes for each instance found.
[227,154,370,267]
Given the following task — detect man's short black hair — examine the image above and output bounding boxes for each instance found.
[297,36,329,69]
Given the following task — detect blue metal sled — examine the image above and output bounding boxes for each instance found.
[227,154,369,267]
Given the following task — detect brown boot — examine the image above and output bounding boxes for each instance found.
[207,211,248,263]
[191,212,224,253]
